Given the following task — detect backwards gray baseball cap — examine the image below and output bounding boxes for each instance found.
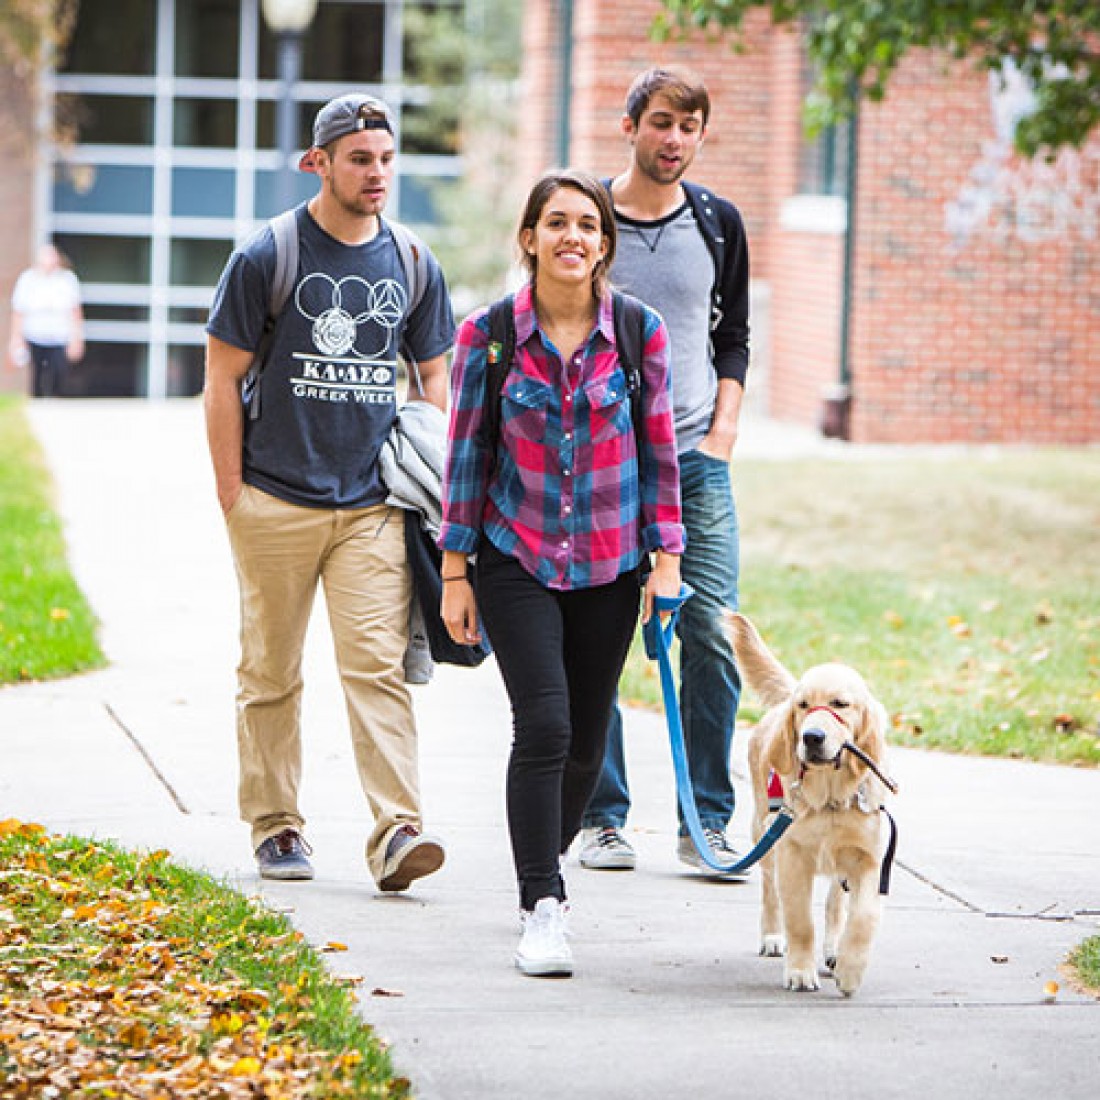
[298,93,394,171]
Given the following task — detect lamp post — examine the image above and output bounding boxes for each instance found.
[261,0,319,214]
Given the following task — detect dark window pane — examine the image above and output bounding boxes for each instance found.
[84,304,150,322]
[66,342,146,397]
[174,99,237,148]
[170,239,234,285]
[797,42,849,196]
[403,2,465,84]
[169,307,210,324]
[54,234,151,284]
[61,0,155,76]
[167,345,206,397]
[172,168,236,217]
[256,99,312,151]
[254,170,318,220]
[259,2,384,83]
[54,165,154,216]
[402,102,458,155]
[175,0,239,78]
[60,94,153,145]
[399,175,451,225]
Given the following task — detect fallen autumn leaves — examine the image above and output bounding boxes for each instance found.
[0,820,409,1099]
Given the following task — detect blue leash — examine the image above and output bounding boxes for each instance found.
[643,587,794,875]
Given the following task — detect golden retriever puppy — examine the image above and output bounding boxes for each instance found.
[725,612,896,997]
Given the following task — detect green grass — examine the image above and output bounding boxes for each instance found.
[0,395,105,683]
[1068,935,1100,992]
[0,820,408,1097]
[621,448,1100,766]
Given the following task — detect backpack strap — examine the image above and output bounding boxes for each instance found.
[270,208,299,316]
[479,291,648,459]
[244,208,298,421]
[385,218,431,394]
[611,290,649,447]
[386,219,429,316]
[479,294,516,456]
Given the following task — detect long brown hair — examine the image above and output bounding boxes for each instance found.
[516,169,617,298]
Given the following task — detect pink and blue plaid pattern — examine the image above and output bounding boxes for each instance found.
[440,283,684,591]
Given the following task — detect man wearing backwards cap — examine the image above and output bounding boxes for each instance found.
[204,94,455,891]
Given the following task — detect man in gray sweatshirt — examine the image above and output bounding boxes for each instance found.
[579,67,752,877]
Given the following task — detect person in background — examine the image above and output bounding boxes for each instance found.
[203,93,453,892]
[578,66,752,878]
[9,242,85,397]
[439,169,684,977]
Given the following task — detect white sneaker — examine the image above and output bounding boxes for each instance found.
[578,826,637,870]
[515,897,573,977]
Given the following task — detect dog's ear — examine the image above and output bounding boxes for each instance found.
[765,699,799,777]
[859,698,888,762]
[846,695,890,784]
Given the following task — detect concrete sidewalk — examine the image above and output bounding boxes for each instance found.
[3,398,1098,1099]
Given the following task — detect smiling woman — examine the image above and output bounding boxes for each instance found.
[438,168,687,978]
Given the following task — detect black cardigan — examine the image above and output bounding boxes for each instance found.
[681,180,751,388]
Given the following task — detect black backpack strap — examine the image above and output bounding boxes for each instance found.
[611,291,649,447]
[479,294,516,454]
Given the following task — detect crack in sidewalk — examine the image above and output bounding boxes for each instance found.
[897,859,1083,922]
[896,858,985,913]
[104,701,190,815]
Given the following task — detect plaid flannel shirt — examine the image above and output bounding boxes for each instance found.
[440,282,684,591]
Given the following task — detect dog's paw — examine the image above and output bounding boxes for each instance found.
[832,959,865,997]
[784,965,821,992]
[759,934,786,957]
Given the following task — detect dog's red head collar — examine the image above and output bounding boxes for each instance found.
[805,705,848,728]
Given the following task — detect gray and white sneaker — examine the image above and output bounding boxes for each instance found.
[578,826,637,871]
[255,829,314,881]
[677,828,749,880]
[515,897,573,977]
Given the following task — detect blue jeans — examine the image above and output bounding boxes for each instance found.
[582,448,741,833]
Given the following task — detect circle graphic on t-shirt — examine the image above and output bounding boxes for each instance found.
[296,273,408,358]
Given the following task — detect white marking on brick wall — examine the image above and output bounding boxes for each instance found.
[945,64,1099,246]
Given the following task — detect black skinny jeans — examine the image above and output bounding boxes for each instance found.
[476,541,641,911]
[28,343,68,398]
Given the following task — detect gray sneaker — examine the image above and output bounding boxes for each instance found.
[677,829,749,880]
[379,824,445,892]
[255,829,314,881]
[578,827,637,870]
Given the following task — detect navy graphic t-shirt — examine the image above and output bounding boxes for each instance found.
[206,203,455,509]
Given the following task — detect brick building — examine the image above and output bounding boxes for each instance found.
[521,2,1100,444]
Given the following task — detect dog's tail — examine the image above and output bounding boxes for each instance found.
[723,611,797,708]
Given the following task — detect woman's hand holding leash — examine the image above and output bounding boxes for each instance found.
[643,549,682,625]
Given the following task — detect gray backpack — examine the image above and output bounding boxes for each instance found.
[242,209,430,419]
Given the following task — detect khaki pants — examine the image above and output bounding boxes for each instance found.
[226,484,420,883]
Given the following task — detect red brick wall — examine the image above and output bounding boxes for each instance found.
[850,53,1100,443]
[0,81,36,396]
[522,4,1100,444]
[519,1,561,187]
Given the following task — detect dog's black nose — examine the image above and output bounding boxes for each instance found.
[802,728,827,752]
